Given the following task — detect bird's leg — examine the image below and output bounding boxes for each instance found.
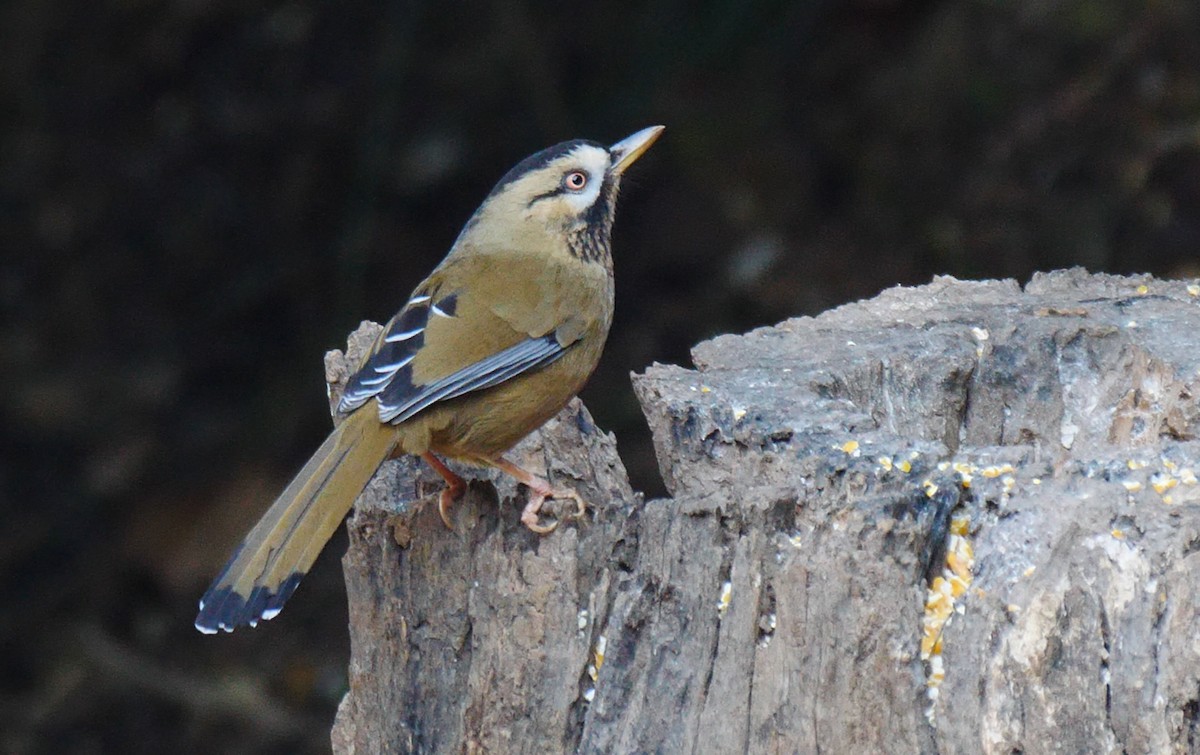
[488,456,586,534]
[421,452,466,530]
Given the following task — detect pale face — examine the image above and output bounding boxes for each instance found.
[450,139,626,258]
[513,144,613,230]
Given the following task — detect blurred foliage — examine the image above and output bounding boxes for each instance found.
[2,0,1198,751]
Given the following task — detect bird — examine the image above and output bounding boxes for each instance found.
[195,125,664,634]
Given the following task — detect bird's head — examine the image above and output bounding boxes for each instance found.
[461,126,664,263]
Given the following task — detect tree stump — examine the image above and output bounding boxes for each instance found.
[328,270,1200,754]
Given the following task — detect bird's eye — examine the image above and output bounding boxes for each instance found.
[563,171,588,191]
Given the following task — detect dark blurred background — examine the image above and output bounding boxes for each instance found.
[3,0,1198,751]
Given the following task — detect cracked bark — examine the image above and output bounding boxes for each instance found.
[328,270,1200,754]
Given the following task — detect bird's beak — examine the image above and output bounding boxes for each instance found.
[609,125,665,176]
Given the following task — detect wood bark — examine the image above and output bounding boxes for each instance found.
[328,270,1200,754]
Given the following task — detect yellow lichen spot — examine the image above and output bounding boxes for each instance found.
[1163,495,1175,505]
[732,407,747,421]
[1136,284,1149,295]
[946,552,972,582]
[1180,468,1197,485]
[928,662,945,685]
[922,534,967,720]
[1006,604,1021,614]
[840,440,860,455]
[937,461,950,472]
[938,577,954,598]
[924,480,939,498]
[1111,529,1125,540]
[926,635,945,658]
[1151,475,1178,495]
[1189,283,1200,297]
[921,634,937,658]
[1032,477,1042,485]
[1128,459,1147,470]
[1002,476,1016,493]
[700,385,712,393]
[898,460,913,474]
[948,574,970,598]
[1023,565,1036,577]
[717,581,732,615]
[1163,459,1178,472]
[788,534,803,549]
[1122,480,1143,493]
[593,635,607,673]
[952,463,975,488]
[920,502,977,706]
[938,574,958,599]
[981,463,1015,479]
[878,456,894,472]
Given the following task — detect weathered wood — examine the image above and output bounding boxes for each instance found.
[330,270,1200,754]
[329,394,639,754]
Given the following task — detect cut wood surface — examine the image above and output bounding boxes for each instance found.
[329,270,1200,754]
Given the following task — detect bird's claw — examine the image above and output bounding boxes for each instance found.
[438,485,460,530]
[520,488,585,534]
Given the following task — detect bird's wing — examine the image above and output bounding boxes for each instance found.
[337,287,443,414]
[376,334,564,423]
[338,252,590,424]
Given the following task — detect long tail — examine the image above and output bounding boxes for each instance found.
[195,409,397,633]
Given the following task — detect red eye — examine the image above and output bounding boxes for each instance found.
[564,171,588,191]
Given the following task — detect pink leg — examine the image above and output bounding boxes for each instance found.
[421,452,466,530]
[489,457,586,534]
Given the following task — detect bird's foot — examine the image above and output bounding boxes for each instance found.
[437,482,465,530]
[421,452,466,530]
[519,485,585,534]
[490,456,586,534]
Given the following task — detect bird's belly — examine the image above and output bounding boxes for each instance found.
[396,341,601,461]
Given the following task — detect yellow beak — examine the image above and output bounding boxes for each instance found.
[609,125,665,175]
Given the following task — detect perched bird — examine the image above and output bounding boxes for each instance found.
[195,125,664,634]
